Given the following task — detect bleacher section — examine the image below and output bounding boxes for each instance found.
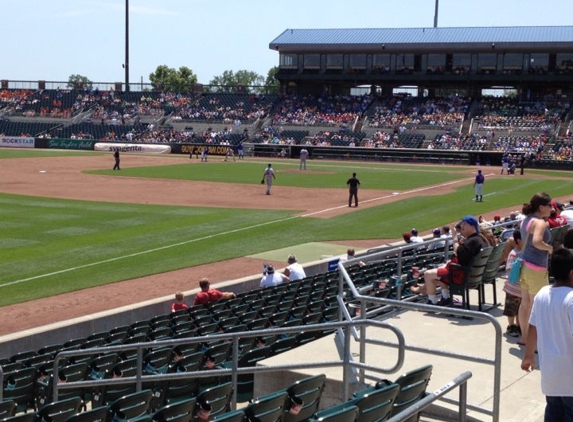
[0,120,62,137]
[2,90,573,169]
[174,94,278,124]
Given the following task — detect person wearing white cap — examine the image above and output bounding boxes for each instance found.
[260,265,289,288]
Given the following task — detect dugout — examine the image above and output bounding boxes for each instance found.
[269,26,573,97]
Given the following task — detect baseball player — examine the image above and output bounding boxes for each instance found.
[299,148,309,170]
[263,163,276,195]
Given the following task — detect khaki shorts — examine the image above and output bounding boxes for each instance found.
[520,265,549,296]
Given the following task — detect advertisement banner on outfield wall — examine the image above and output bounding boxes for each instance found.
[40,138,95,150]
[0,137,34,148]
[94,143,171,154]
[175,143,231,156]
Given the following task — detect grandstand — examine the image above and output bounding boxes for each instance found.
[2,88,570,169]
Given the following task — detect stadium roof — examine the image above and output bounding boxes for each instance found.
[269,26,573,51]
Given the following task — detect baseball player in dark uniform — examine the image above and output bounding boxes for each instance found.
[113,150,120,170]
[347,172,360,207]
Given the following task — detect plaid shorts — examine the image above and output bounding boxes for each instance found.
[503,293,521,317]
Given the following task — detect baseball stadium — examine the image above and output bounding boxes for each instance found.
[2,23,573,422]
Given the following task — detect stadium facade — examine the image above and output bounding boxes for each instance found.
[269,26,573,97]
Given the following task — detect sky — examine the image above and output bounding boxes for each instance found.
[2,0,573,86]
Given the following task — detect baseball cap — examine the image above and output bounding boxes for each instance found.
[551,200,564,211]
[493,215,501,221]
[461,215,479,231]
[433,228,441,236]
[267,264,275,274]
[411,228,418,236]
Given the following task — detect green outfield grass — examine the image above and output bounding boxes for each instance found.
[1,153,573,307]
[88,160,468,190]
[0,149,101,158]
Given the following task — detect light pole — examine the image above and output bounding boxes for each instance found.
[125,0,130,91]
[433,0,439,28]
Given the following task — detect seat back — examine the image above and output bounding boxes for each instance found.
[449,247,492,292]
[234,346,273,402]
[391,365,433,421]
[212,409,245,422]
[3,367,37,413]
[481,243,506,284]
[0,413,38,422]
[109,389,154,421]
[310,406,359,422]
[0,400,16,419]
[350,382,399,422]
[283,374,326,422]
[195,382,233,419]
[64,406,109,422]
[38,397,83,422]
[244,391,288,422]
[151,397,195,422]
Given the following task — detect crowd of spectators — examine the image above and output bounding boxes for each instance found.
[490,134,549,153]
[367,95,469,130]
[271,94,371,126]
[474,96,568,131]
[174,94,273,124]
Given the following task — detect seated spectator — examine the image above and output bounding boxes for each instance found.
[429,228,446,250]
[341,248,366,266]
[193,278,236,306]
[283,254,306,281]
[441,225,452,240]
[410,228,424,244]
[171,291,188,312]
[416,215,488,306]
[260,264,289,288]
[402,232,412,244]
[547,201,568,228]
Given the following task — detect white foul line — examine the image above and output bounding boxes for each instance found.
[3,175,478,288]
[1,215,298,288]
[301,175,478,217]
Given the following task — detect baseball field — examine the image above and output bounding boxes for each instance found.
[1,148,572,333]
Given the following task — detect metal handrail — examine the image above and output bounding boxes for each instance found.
[338,258,503,421]
[50,319,405,408]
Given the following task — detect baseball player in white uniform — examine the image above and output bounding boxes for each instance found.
[299,148,309,170]
[263,163,276,195]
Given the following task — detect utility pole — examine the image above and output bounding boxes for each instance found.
[125,0,130,91]
[433,0,439,28]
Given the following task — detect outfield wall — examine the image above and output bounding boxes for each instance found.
[29,137,535,168]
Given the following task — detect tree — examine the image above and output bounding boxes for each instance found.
[67,74,93,90]
[209,70,265,93]
[264,66,280,94]
[149,65,198,92]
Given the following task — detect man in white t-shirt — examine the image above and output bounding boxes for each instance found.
[260,265,289,288]
[521,248,573,420]
[283,254,306,281]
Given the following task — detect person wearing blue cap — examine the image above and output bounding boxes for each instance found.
[418,215,488,306]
